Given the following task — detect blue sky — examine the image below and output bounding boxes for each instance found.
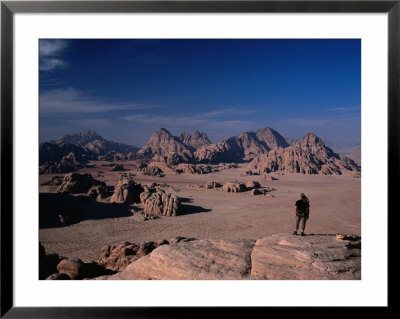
[39,39,361,152]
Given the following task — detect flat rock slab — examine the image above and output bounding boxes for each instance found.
[100,234,360,280]
[251,234,361,280]
[108,239,256,280]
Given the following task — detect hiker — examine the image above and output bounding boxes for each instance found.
[293,193,310,236]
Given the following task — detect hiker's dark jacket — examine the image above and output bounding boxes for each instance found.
[295,199,310,218]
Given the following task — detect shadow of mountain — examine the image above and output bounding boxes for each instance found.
[39,193,133,229]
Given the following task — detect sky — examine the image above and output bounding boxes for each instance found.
[39,39,361,153]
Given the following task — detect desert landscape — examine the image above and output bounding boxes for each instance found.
[38,39,361,280]
[39,127,361,280]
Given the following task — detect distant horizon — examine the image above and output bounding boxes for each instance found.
[40,39,361,153]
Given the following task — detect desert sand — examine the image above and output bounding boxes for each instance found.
[39,162,360,263]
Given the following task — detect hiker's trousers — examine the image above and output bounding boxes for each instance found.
[295,215,308,232]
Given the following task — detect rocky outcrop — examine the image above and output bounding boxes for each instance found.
[175,163,213,174]
[201,181,222,189]
[41,176,64,186]
[194,127,288,164]
[86,185,109,200]
[246,133,360,176]
[110,177,144,204]
[98,151,126,161]
[250,233,361,279]
[39,142,94,174]
[108,239,255,280]
[39,141,92,165]
[57,130,139,156]
[222,182,247,193]
[246,181,261,189]
[140,188,182,216]
[57,173,106,194]
[40,242,115,280]
[98,237,195,272]
[141,166,165,177]
[100,233,361,280]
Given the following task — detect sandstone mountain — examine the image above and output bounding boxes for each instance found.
[255,127,289,149]
[56,130,104,146]
[194,127,287,164]
[39,142,92,165]
[246,133,360,176]
[39,142,95,174]
[178,131,211,150]
[137,128,194,164]
[56,130,139,156]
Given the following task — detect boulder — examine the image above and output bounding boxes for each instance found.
[246,181,261,189]
[45,273,71,280]
[56,258,85,279]
[203,181,222,189]
[140,189,182,217]
[110,178,144,204]
[222,182,247,193]
[86,184,109,199]
[141,166,165,177]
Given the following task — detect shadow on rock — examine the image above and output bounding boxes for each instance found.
[39,193,133,229]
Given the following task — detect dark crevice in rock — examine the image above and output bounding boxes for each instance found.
[242,241,256,278]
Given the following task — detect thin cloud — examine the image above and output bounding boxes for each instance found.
[121,110,256,131]
[40,88,157,115]
[40,39,69,72]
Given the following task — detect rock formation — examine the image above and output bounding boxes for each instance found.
[57,173,106,194]
[246,133,360,176]
[178,131,211,150]
[39,142,93,174]
[245,181,261,189]
[137,128,194,164]
[202,181,222,189]
[110,177,144,204]
[222,182,247,193]
[56,130,139,156]
[40,242,115,280]
[86,185,109,200]
[141,166,165,177]
[140,188,182,216]
[255,127,290,149]
[175,163,213,174]
[194,127,290,164]
[100,233,361,280]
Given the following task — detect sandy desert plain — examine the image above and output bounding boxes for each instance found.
[39,158,361,280]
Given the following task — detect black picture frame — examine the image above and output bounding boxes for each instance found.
[1,0,395,317]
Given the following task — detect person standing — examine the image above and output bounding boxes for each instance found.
[293,193,310,236]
